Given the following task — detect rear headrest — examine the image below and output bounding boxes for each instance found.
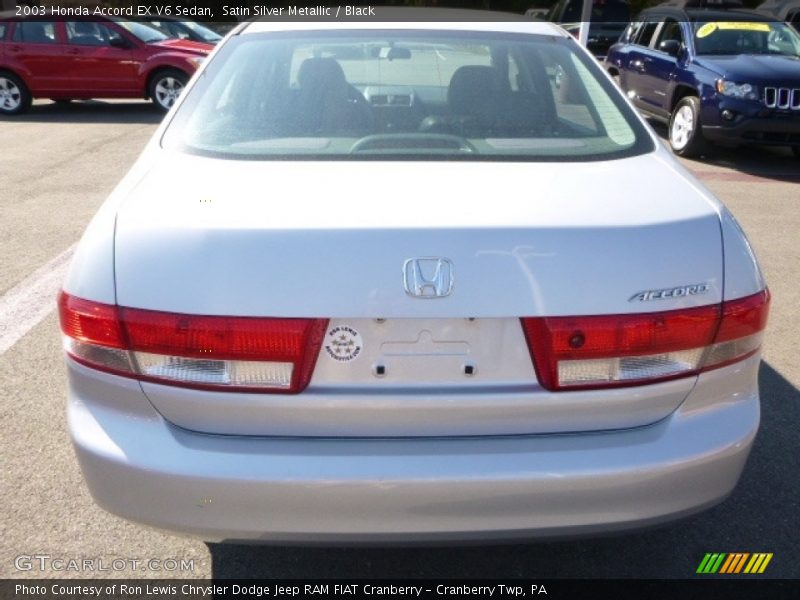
[297,58,347,91]
[447,66,503,117]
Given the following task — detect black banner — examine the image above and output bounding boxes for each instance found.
[5,1,774,24]
[3,580,799,600]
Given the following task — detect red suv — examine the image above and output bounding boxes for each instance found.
[0,17,213,114]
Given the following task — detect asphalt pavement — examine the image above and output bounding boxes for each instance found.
[1,100,798,580]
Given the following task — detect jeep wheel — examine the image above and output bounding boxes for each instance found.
[669,96,708,158]
[149,69,188,112]
[0,72,32,115]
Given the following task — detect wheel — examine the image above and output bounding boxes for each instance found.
[149,69,188,111]
[668,96,708,158]
[0,72,32,115]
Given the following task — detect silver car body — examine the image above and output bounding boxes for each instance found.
[62,19,768,542]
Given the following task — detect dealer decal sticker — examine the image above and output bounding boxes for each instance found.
[697,22,772,38]
[324,325,363,362]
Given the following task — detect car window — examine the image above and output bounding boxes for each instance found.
[163,30,653,162]
[694,21,800,56]
[116,21,168,43]
[148,20,190,40]
[621,22,642,44]
[66,21,124,46]
[655,19,684,48]
[0,24,6,41]
[180,20,222,43]
[12,22,57,44]
[634,21,660,47]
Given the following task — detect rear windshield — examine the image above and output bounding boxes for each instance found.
[693,21,800,56]
[163,30,654,161]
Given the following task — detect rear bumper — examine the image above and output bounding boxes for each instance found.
[67,358,760,543]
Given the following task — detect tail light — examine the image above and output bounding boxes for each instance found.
[58,292,327,393]
[522,290,770,391]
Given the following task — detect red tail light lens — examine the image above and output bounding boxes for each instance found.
[522,290,770,391]
[58,292,327,393]
[58,293,126,349]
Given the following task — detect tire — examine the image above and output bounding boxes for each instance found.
[0,72,32,115]
[149,69,189,112]
[668,96,708,158]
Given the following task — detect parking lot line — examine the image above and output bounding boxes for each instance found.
[0,245,74,356]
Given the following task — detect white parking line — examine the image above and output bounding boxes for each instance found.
[0,245,75,356]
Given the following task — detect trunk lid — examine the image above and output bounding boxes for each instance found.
[114,151,723,436]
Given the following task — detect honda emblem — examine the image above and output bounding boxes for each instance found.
[403,258,454,299]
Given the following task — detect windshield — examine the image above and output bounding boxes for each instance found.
[693,21,800,56]
[163,30,653,161]
[181,20,222,42]
[117,21,168,43]
[148,19,222,42]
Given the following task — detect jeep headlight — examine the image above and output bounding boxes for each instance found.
[715,80,758,101]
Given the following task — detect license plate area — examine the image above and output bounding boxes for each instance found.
[312,318,537,388]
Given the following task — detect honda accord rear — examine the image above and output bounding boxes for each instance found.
[59,19,770,542]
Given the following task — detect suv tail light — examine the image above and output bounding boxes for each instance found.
[522,290,769,391]
[58,292,327,393]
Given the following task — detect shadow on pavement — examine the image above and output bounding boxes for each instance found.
[648,121,800,184]
[0,100,163,125]
[207,362,798,579]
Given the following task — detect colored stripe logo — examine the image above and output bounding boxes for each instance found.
[697,553,773,574]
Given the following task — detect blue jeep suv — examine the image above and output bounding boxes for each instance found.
[606,8,800,157]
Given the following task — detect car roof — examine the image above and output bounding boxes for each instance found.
[243,9,567,38]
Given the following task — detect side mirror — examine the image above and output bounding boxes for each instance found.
[109,37,131,50]
[659,39,681,58]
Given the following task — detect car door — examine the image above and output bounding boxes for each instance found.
[6,20,67,94]
[620,19,661,110]
[62,21,138,95]
[635,18,685,118]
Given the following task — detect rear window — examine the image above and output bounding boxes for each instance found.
[163,30,654,162]
[66,21,124,46]
[634,21,660,47]
[12,22,57,44]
